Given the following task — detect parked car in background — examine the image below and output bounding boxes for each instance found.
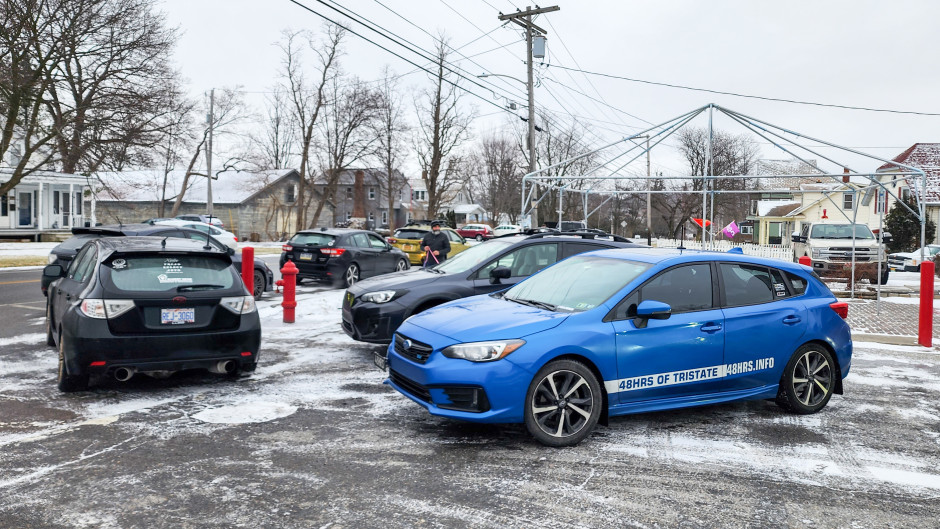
[176,214,224,228]
[494,224,522,236]
[792,222,890,284]
[382,247,852,446]
[280,228,410,287]
[41,225,274,299]
[153,219,238,250]
[387,224,471,265]
[888,244,940,272]
[559,220,588,232]
[44,237,261,392]
[456,223,494,241]
[343,231,646,344]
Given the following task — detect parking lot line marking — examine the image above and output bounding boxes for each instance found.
[0,279,39,285]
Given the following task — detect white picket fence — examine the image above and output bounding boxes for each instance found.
[645,238,793,262]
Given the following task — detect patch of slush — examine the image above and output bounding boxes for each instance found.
[853,341,937,355]
[192,401,298,424]
[0,333,45,347]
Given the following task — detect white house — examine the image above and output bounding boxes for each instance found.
[0,169,94,240]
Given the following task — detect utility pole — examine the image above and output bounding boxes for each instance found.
[206,88,215,216]
[499,5,559,228]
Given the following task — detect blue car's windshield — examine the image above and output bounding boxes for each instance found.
[503,255,651,313]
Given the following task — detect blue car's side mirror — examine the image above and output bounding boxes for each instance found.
[634,299,672,329]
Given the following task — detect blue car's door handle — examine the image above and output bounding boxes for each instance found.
[700,323,722,333]
[782,315,802,325]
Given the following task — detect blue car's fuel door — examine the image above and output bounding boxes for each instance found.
[606,263,725,405]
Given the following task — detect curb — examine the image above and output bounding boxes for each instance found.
[852,333,919,346]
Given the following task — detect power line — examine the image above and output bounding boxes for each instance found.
[545,63,940,117]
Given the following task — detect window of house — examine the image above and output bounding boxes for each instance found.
[875,189,888,214]
[368,187,375,200]
[382,211,388,224]
[286,184,296,203]
[901,187,912,202]
[1,195,7,216]
[843,192,855,210]
[345,211,352,220]
[346,187,352,199]
[75,192,83,215]
[368,212,374,221]
[53,191,60,214]
[413,190,426,201]
[740,225,753,235]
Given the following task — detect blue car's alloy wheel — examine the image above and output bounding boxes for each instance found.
[777,344,835,414]
[524,360,602,447]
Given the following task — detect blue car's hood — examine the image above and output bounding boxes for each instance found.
[406,294,568,341]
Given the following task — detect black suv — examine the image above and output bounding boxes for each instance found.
[280,228,410,287]
[41,224,274,299]
[44,237,262,392]
[342,232,646,344]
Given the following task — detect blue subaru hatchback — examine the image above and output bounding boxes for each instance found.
[383,248,852,446]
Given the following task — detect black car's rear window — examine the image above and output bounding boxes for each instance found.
[394,229,427,239]
[105,255,235,292]
[290,233,337,246]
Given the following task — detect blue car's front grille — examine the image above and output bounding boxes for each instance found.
[394,333,433,364]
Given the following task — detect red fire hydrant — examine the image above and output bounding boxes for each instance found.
[280,260,298,323]
[241,246,254,295]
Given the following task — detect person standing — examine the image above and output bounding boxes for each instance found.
[421,221,451,266]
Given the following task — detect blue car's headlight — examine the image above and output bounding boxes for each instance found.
[441,340,526,362]
[361,290,398,303]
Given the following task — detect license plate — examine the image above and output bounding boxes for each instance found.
[161,308,195,325]
[373,351,388,371]
[403,244,414,251]
[299,252,313,260]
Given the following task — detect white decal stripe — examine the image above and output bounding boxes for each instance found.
[603,357,775,394]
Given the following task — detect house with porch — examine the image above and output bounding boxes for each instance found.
[0,169,94,241]
[876,143,940,244]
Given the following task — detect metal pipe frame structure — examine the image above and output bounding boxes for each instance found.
[520,103,928,264]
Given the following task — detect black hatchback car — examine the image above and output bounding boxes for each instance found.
[41,224,274,299]
[342,232,646,344]
[279,228,410,287]
[44,237,262,392]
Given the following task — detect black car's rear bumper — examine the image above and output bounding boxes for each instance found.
[61,312,262,376]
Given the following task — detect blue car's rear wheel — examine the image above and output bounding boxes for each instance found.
[777,344,835,414]
[524,359,602,447]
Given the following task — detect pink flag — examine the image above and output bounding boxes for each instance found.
[722,221,740,238]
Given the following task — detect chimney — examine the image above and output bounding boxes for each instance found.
[353,170,366,218]
[843,167,850,184]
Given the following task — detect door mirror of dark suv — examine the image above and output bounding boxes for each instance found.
[43,264,65,278]
[634,300,672,329]
[490,265,512,285]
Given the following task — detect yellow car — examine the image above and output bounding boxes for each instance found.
[388,224,471,265]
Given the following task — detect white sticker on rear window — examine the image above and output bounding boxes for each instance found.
[112,259,127,269]
[157,274,193,284]
[163,258,183,275]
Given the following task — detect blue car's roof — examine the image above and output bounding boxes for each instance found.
[581,247,808,273]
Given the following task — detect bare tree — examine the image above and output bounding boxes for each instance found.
[278,24,343,229]
[467,132,523,224]
[0,0,67,194]
[310,76,380,228]
[373,66,409,230]
[248,87,298,171]
[415,37,474,218]
[169,87,248,216]
[154,88,197,217]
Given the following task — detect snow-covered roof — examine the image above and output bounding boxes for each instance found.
[313,168,407,187]
[756,200,801,217]
[876,143,940,203]
[96,169,296,204]
[0,168,93,186]
[452,204,485,215]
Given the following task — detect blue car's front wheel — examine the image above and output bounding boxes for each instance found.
[524,359,602,447]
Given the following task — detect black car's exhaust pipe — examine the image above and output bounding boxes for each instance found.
[114,367,136,382]
[209,360,236,374]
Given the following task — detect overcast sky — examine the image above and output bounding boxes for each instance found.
[158,0,940,178]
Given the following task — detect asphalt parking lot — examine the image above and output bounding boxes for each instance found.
[1,287,939,528]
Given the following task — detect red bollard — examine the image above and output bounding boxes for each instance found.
[280,260,298,324]
[241,246,254,296]
[798,255,811,267]
[918,261,934,347]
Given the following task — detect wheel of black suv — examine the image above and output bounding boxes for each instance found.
[253,270,265,300]
[57,337,89,393]
[776,344,835,414]
[524,359,602,447]
[396,259,409,272]
[344,263,360,287]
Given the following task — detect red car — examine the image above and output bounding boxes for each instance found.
[456,223,494,241]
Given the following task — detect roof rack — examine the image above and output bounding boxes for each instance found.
[524,230,631,243]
